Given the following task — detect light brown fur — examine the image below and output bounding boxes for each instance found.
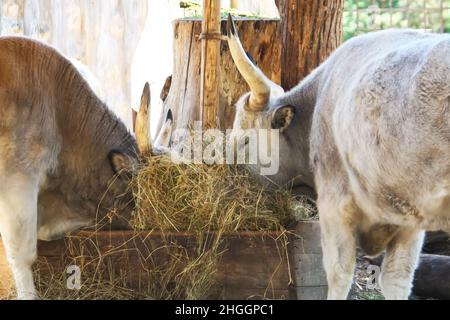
[0,37,139,299]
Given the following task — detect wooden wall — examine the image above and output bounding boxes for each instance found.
[0,0,280,131]
[0,0,148,127]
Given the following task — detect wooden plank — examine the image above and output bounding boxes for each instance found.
[292,253,326,287]
[292,221,323,254]
[296,286,328,301]
[290,221,327,300]
[2,222,328,300]
[34,231,295,300]
[218,239,291,289]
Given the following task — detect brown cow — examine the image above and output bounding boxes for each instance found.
[0,37,159,299]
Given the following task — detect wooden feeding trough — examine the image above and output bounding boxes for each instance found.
[0,221,326,300]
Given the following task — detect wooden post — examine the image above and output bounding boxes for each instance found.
[277,0,344,90]
[132,110,137,133]
[200,0,221,130]
[291,221,327,300]
[155,19,280,136]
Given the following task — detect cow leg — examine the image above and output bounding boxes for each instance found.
[319,194,358,300]
[0,174,39,300]
[380,228,424,300]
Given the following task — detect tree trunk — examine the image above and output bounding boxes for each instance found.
[157,19,281,135]
[277,0,344,90]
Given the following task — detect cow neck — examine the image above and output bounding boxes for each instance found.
[54,62,137,178]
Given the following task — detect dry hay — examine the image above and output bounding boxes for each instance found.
[30,232,222,300]
[132,156,299,233]
[0,156,316,300]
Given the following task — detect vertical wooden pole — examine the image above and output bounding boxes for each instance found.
[132,109,137,133]
[277,0,344,90]
[200,0,221,130]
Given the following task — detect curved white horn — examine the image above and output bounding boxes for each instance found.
[135,83,152,157]
[227,14,271,111]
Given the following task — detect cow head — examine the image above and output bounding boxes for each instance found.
[227,15,295,134]
[227,15,314,197]
[107,83,155,180]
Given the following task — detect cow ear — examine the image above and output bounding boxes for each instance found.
[108,150,136,177]
[271,106,295,132]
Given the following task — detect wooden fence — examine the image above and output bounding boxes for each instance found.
[0,0,149,127]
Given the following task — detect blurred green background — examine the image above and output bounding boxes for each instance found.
[344,0,450,40]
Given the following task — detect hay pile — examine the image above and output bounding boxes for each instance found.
[131,156,299,233]
[124,156,312,300]
[1,156,316,300]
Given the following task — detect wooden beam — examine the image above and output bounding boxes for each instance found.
[132,109,137,133]
[200,0,221,130]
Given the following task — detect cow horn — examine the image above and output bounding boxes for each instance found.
[135,83,152,157]
[227,14,271,111]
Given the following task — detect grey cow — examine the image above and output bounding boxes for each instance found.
[226,15,450,300]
